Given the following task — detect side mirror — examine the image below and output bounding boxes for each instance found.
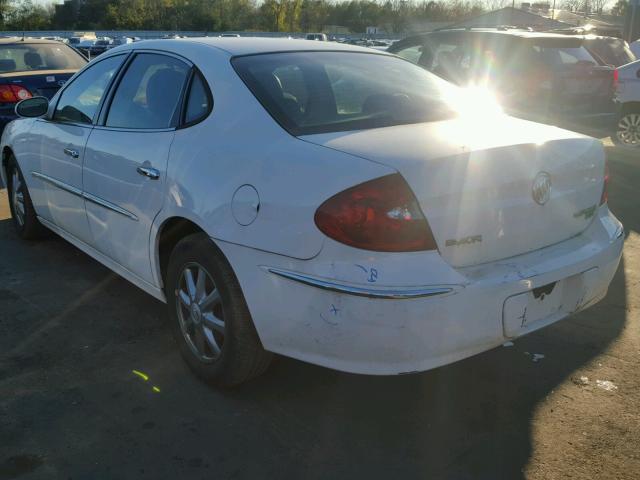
[15,96,49,118]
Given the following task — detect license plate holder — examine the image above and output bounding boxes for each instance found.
[502,268,600,338]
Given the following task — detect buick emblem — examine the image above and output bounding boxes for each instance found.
[532,172,552,205]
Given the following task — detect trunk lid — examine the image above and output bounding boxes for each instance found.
[0,70,77,100]
[302,116,605,267]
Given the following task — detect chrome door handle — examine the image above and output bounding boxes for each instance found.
[63,148,79,159]
[136,166,160,180]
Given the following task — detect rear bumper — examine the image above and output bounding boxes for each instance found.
[218,206,623,375]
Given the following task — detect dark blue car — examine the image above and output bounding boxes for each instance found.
[0,38,87,134]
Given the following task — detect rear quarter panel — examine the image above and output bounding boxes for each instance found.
[151,43,396,279]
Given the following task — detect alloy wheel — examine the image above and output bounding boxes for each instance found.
[10,168,25,227]
[175,262,225,362]
[616,113,640,146]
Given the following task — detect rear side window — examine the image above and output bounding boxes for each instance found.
[233,51,456,136]
[53,54,124,125]
[184,71,211,124]
[106,53,189,129]
[532,45,597,67]
[394,44,423,64]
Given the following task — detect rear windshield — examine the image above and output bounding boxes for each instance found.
[0,43,86,74]
[232,52,457,136]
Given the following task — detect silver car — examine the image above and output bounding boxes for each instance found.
[613,59,640,147]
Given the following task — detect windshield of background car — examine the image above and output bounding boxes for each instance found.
[0,43,86,73]
[232,52,457,135]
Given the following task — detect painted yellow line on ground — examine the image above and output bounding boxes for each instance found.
[132,370,149,381]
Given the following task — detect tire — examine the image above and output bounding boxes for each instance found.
[166,232,272,387]
[611,110,640,147]
[6,156,48,240]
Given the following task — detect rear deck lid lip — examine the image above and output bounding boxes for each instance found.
[0,69,79,79]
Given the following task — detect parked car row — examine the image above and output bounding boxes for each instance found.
[73,36,141,58]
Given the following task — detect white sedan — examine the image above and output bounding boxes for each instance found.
[1,38,624,386]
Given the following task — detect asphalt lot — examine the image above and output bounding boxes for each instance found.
[0,141,638,480]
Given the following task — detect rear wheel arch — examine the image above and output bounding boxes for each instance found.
[157,217,205,290]
[156,217,235,293]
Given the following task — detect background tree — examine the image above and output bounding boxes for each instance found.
[611,0,628,16]
[1,0,490,35]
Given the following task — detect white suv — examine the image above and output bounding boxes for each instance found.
[613,59,640,147]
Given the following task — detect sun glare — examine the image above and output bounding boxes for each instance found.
[446,85,504,119]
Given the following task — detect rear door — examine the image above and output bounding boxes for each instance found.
[82,52,190,283]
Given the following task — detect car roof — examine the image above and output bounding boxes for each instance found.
[431,29,584,40]
[0,37,64,45]
[400,29,590,42]
[129,37,384,57]
[390,29,587,51]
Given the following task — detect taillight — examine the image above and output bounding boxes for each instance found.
[0,84,32,104]
[314,174,437,252]
[600,159,609,205]
[613,69,619,91]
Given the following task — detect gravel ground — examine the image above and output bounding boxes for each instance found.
[0,143,638,480]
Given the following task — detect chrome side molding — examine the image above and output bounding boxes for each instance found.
[266,267,454,300]
[83,191,139,221]
[32,171,82,196]
[31,171,138,222]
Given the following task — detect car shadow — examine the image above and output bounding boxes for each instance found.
[0,145,634,479]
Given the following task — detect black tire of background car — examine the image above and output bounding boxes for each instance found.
[7,156,49,240]
[166,232,272,387]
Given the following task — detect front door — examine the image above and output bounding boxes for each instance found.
[29,54,126,243]
[83,52,190,283]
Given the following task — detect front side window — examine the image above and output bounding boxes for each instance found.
[53,54,124,125]
[106,53,189,129]
[233,52,456,136]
